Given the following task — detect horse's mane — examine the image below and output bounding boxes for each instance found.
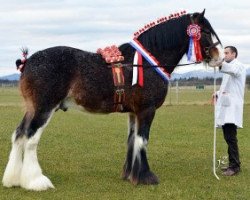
[138,14,190,51]
[120,12,221,53]
[119,14,189,55]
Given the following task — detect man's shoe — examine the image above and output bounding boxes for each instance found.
[222,168,240,176]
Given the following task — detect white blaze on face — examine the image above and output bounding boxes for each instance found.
[208,36,223,66]
[208,41,223,67]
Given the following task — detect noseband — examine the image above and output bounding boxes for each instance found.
[204,41,220,60]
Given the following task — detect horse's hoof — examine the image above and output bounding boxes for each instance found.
[2,166,22,188]
[2,177,21,188]
[140,171,159,185]
[130,171,159,185]
[121,169,130,181]
[21,175,55,191]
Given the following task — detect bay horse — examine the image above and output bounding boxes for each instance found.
[3,10,221,191]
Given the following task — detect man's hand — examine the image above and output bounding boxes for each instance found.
[211,91,219,105]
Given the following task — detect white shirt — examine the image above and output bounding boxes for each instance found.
[216,59,246,128]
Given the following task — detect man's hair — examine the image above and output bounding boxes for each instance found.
[224,46,238,58]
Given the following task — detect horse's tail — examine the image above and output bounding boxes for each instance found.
[16,47,29,73]
[16,47,36,123]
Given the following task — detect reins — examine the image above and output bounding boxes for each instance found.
[107,61,202,68]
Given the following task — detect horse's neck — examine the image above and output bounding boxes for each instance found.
[151,48,187,74]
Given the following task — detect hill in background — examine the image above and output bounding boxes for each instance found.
[0,68,250,81]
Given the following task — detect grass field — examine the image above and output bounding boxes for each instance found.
[0,87,250,199]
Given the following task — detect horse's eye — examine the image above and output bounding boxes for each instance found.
[202,30,210,34]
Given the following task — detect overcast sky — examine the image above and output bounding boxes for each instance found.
[0,0,250,75]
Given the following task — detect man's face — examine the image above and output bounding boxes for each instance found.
[224,48,236,62]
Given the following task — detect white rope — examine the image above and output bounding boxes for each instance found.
[213,67,220,180]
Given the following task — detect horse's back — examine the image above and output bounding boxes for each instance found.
[23,46,96,77]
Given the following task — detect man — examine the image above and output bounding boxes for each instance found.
[212,46,246,176]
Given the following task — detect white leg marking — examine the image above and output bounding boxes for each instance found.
[128,113,136,136]
[20,110,55,191]
[132,135,144,166]
[132,117,147,167]
[2,132,25,187]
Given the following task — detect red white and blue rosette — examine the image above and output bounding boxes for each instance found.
[187,24,203,62]
[187,24,201,40]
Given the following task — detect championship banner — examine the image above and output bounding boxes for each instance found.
[130,38,170,83]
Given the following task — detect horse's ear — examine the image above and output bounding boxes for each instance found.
[201,9,205,17]
[197,9,205,23]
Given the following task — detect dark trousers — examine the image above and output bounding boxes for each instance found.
[222,123,241,169]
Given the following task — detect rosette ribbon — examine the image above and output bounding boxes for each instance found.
[132,51,144,87]
[187,24,203,62]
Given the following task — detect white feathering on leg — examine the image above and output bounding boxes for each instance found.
[20,109,55,191]
[20,127,54,191]
[2,131,25,187]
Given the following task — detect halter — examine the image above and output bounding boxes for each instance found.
[189,15,220,62]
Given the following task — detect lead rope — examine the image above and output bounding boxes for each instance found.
[213,67,220,180]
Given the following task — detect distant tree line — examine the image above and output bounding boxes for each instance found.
[0,79,18,87]
[1,75,250,89]
[172,75,250,89]
[171,77,222,87]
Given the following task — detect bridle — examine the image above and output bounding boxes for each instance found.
[189,15,221,63]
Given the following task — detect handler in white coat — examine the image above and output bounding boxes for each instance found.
[213,46,246,176]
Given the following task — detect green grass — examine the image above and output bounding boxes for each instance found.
[0,87,250,199]
[165,85,250,105]
[0,87,22,105]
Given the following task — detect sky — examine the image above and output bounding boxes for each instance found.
[0,0,250,76]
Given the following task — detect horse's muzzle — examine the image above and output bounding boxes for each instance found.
[204,41,220,60]
[204,41,223,66]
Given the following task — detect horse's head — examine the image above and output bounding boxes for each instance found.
[190,9,222,65]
